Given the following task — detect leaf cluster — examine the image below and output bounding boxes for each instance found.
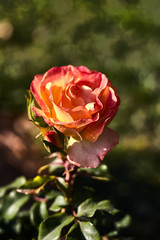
[0,163,132,240]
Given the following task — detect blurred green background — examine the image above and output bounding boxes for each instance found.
[0,0,160,239]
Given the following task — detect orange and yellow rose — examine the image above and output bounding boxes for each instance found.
[30,65,120,168]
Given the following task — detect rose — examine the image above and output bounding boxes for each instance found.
[30,65,120,168]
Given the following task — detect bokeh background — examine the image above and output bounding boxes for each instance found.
[0,0,160,239]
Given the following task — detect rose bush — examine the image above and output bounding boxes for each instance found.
[30,65,120,168]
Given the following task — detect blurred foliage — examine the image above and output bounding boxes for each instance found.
[0,0,160,239]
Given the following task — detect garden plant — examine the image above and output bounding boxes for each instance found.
[0,65,132,240]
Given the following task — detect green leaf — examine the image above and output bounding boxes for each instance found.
[17,175,55,195]
[0,190,29,221]
[107,230,118,237]
[40,201,49,219]
[77,198,119,218]
[79,221,101,240]
[97,200,119,215]
[50,195,68,212]
[0,176,26,198]
[115,214,131,229]
[30,202,48,227]
[66,223,85,240]
[38,213,74,240]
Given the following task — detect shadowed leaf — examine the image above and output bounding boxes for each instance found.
[30,202,48,227]
[0,176,26,198]
[0,190,29,221]
[38,213,74,240]
[66,222,85,240]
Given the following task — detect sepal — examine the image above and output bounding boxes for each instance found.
[26,90,48,128]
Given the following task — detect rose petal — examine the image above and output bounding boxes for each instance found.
[32,106,53,126]
[52,102,74,123]
[42,65,74,89]
[67,106,92,121]
[54,125,82,140]
[65,82,85,107]
[67,127,119,168]
[75,72,104,90]
[99,86,120,126]
[52,112,99,132]
[40,66,75,107]
[81,85,120,142]
[81,121,105,142]
[75,66,92,74]
[30,74,49,113]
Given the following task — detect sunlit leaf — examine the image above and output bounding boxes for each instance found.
[0,190,29,221]
[79,221,101,240]
[77,198,119,218]
[17,175,55,195]
[38,213,74,240]
[0,176,26,198]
